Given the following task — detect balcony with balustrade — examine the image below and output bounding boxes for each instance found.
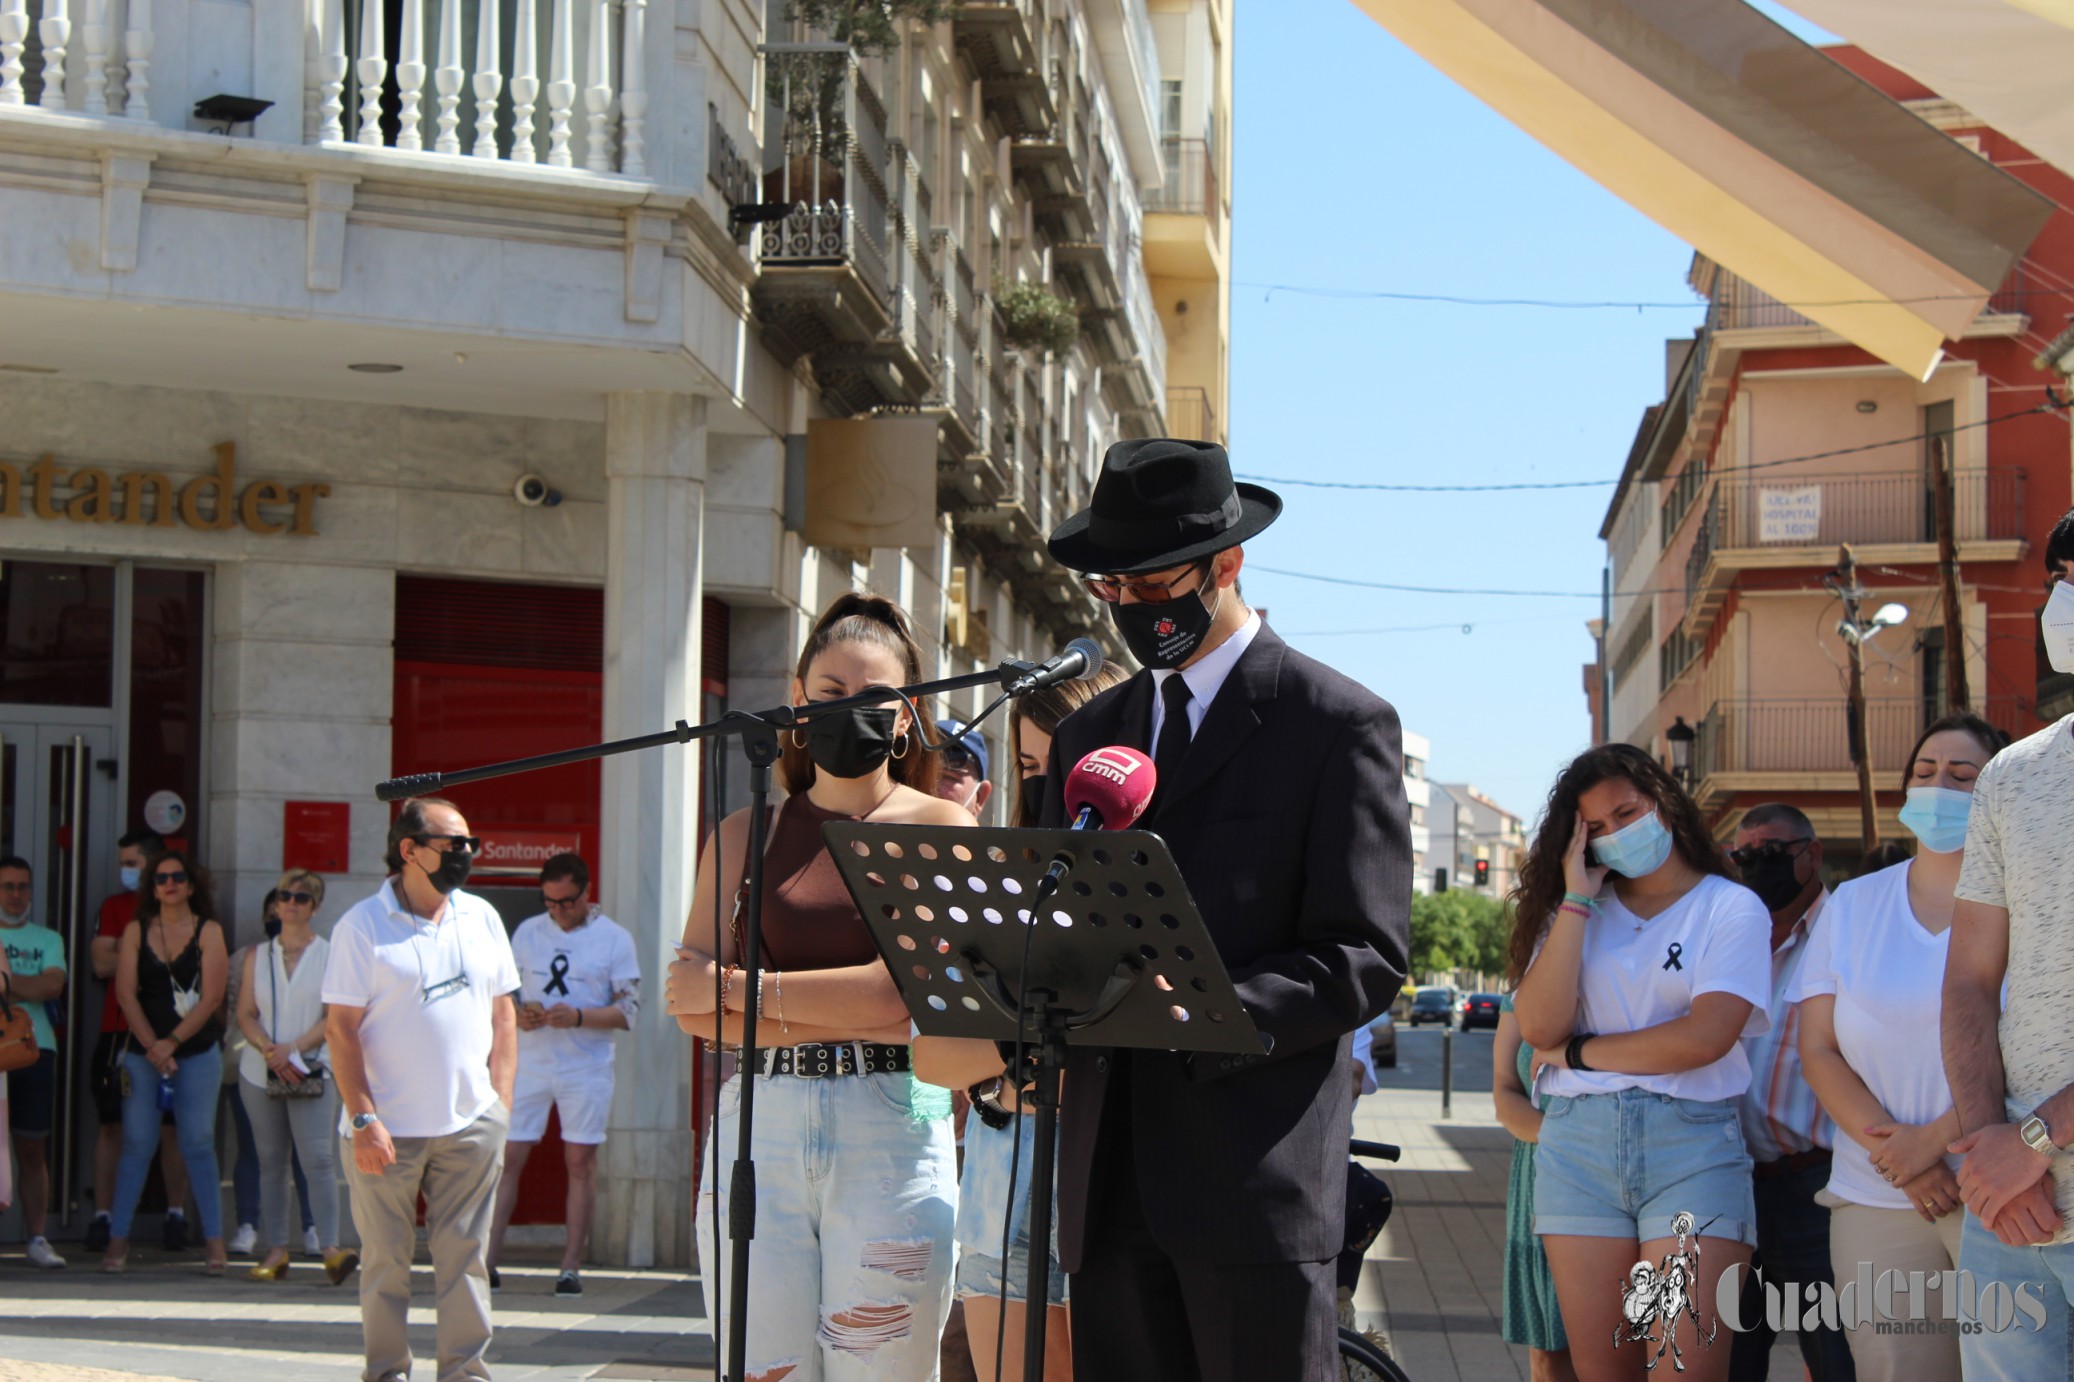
[751,42,936,414]
[1680,467,2028,640]
[1143,134,1223,278]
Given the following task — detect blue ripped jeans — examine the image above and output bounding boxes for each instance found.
[696,1071,956,1382]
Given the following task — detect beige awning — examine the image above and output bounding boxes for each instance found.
[1778,0,2074,180]
[1349,0,2054,379]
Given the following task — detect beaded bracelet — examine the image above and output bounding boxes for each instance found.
[1561,891,1599,911]
[720,964,736,1016]
[1556,902,1592,922]
[773,970,788,1034]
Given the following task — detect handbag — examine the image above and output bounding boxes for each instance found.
[0,991,38,1075]
[266,1058,327,1099]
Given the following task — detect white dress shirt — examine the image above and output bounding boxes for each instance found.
[1149,610,1263,746]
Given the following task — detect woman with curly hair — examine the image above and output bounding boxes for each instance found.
[1508,744,1770,1382]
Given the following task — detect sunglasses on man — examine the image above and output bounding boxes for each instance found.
[1081,560,1211,605]
[411,833,482,854]
[1728,838,1811,869]
[938,744,982,776]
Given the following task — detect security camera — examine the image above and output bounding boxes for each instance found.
[513,474,562,508]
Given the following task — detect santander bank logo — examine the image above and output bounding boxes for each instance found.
[1079,748,1145,787]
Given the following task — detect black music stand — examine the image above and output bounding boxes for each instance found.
[822,820,1267,1381]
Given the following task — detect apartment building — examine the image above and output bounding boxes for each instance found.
[1590,51,2072,860]
[0,0,1228,1264]
[1403,728,1431,893]
[1430,781,1526,900]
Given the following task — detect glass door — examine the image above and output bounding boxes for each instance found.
[0,721,118,1236]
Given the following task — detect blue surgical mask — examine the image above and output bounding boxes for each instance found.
[1899,786,1974,855]
[1591,811,1675,879]
[120,865,141,892]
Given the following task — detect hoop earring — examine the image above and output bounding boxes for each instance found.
[892,731,911,760]
[788,728,809,751]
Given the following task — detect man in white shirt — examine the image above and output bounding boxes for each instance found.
[486,852,639,1297]
[325,799,518,1382]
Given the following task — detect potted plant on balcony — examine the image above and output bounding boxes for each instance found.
[786,0,955,54]
[995,280,1081,355]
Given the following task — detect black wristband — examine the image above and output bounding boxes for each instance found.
[968,1078,1014,1130]
[1565,1033,1594,1073]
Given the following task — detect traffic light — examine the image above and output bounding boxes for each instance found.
[1474,859,1490,887]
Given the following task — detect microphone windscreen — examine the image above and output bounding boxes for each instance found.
[1064,746,1158,829]
[1065,637,1104,681]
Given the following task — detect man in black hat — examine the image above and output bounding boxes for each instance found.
[1038,438,1411,1378]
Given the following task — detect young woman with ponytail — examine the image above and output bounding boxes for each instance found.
[665,592,969,1380]
[1508,743,1771,1382]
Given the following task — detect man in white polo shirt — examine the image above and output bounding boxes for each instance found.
[325,798,519,1382]
[486,851,639,1297]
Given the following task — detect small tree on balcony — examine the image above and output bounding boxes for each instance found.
[786,1,955,57]
[995,281,1081,355]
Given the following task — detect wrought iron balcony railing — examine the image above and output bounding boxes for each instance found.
[1146,137,1219,225]
[1693,696,2035,784]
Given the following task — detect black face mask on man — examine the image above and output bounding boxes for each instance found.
[422,845,474,896]
[806,704,900,780]
[1739,848,1807,913]
[1110,565,1222,671]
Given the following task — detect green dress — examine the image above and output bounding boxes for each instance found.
[1500,994,1569,1352]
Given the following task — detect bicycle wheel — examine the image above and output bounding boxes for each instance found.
[1338,1324,1413,1382]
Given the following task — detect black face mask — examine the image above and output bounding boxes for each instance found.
[806,705,899,780]
[1740,851,1806,913]
[1019,774,1048,826]
[423,848,474,896]
[1111,572,1222,671]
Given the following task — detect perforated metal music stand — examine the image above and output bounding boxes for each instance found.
[822,820,1267,1381]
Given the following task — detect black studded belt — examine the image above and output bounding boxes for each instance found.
[755,1041,912,1079]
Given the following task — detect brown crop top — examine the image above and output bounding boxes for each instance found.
[754,793,884,973]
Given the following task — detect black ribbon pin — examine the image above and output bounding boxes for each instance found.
[545,954,571,997]
[1662,942,1684,972]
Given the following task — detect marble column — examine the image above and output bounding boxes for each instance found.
[595,391,707,1269]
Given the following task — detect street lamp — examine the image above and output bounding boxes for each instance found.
[1837,602,1910,644]
[1826,546,1910,853]
[1666,715,1696,785]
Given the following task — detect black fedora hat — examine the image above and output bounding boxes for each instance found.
[1047,438,1281,576]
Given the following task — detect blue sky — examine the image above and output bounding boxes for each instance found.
[1228,0,1832,830]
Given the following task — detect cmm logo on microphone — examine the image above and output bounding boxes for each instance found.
[1079,748,1145,786]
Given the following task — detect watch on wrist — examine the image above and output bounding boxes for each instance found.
[2020,1113,2057,1157]
[351,1111,381,1133]
[968,1078,1014,1131]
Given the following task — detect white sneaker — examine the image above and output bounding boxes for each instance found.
[228,1223,258,1255]
[26,1237,66,1270]
[302,1226,321,1257]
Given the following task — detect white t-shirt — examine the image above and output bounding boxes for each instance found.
[1956,714,2074,1245]
[321,881,520,1139]
[1537,873,1772,1103]
[510,910,641,1072]
[1789,861,1961,1210]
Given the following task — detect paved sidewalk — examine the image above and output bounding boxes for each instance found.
[0,1248,714,1382]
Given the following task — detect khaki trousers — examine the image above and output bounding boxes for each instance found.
[345,1103,509,1382]
[1828,1199,1966,1382]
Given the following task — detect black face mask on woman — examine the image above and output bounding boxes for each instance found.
[805,704,900,780]
[1019,774,1049,826]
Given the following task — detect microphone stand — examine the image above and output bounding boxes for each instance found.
[376,658,1047,1382]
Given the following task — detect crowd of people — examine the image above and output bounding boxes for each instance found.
[4,449,2072,1382]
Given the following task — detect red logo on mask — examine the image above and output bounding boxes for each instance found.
[1155,618,1177,637]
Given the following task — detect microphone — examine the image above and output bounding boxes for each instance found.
[1036,746,1157,895]
[1006,638,1105,697]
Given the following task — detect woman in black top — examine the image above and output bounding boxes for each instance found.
[104,850,229,1273]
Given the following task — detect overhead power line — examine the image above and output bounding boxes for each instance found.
[1235,396,2070,494]
[1238,280,2074,312]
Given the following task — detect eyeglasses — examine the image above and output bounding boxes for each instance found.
[1081,561,1210,605]
[412,834,482,854]
[154,871,189,886]
[0,880,30,892]
[1728,839,1811,868]
[540,891,587,910]
[277,891,317,907]
[939,744,981,775]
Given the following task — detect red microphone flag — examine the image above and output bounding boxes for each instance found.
[1063,746,1158,829]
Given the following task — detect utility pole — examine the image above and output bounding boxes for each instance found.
[1833,545,1883,854]
[1932,436,1971,712]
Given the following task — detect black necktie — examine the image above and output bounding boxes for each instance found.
[1151,674,1194,814]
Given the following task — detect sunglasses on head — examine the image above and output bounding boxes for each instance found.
[277,890,316,907]
[412,833,482,854]
[154,870,189,886]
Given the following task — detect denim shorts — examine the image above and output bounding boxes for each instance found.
[1532,1088,1757,1247]
[954,1115,1068,1305]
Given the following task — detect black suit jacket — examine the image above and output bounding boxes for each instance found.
[1041,623,1411,1268]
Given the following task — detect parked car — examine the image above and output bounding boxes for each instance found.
[1407,987,1458,1028]
[1461,993,1502,1031]
[1369,1013,1398,1069]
